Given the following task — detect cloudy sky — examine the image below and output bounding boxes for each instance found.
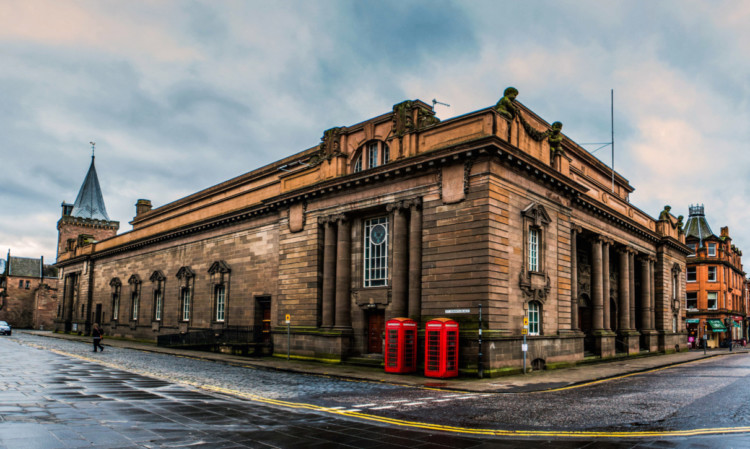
[1,1,748,263]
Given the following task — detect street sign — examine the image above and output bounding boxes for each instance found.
[285,314,291,324]
[445,309,470,314]
[521,328,528,335]
[523,317,528,326]
[521,344,528,352]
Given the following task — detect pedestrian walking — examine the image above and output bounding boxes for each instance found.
[92,323,104,352]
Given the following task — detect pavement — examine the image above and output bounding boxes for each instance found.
[22,330,749,393]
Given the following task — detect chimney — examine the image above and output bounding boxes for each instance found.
[721,226,730,238]
[135,199,152,217]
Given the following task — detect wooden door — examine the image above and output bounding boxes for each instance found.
[367,311,385,354]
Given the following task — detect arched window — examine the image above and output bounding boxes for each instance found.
[352,140,390,173]
[528,301,541,336]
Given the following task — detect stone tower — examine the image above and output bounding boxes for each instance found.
[56,155,119,258]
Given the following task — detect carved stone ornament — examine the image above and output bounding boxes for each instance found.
[176,266,195,280]
[521,202,551,227]
[208,260,231,274]
[309,127,345,167]
[392,100,440,138]
[149,270,166,282]
[519,271,551,302]
[127,274,141,285]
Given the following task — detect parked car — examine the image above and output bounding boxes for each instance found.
[0,321,11,336]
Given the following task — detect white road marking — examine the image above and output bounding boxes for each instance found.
[352,403,376,407]
[402,402,426,406]
[370,405,395,410]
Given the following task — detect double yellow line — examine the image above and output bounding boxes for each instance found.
[30,342,749,439]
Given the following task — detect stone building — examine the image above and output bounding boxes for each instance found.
[0,252,58,329]
[683,205,747,348]
[55,89,690,375]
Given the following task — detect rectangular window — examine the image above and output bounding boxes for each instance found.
[131,291,139,321]
[367,142,378,169]
[528,303,540,336]
[686,292,698,310]
[708,243,716,256]
[382,143,390,164]
[528,228,539,272]
[181,287,191,321]
[112,292,120,320]
[215,285,225,322]
[364,216,389,287]
[154,290,162,321]
[707,292,717,310]
[687,267,696,282]
[18,280,23,288]
[708,266,717,282]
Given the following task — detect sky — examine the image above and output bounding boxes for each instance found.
[1,0,749,263]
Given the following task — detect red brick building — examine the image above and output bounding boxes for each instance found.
[684,205,747,348]
[55,89,690,374]
[0,253,58,329]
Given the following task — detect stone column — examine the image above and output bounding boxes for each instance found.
[321,219,337,328]
[602,239,611,331]
[649,257,656,330]
[592,237,604,330]
[334,215,351,329]
[407,199,422,320]
[640,256,651,331]
[618,248,630,331]
[388,203,408,319]
[629,251,636,330]
[571,227,580,331]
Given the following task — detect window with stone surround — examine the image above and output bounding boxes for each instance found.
[519,203,551,300]
[150,270,166,322]
[128,275,141,322]
[208,261,231,323]
[707,292,717,310]
[352,140,390,173]
[176,266,195,323]
[364,216,389,287]
[686,292,698,310]
[708,266,717,282]
[110,278,121,321]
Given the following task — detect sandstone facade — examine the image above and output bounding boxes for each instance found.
[55,93,691,374]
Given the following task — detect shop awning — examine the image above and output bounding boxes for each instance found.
[686,319,700,324]
[707,319,728,332]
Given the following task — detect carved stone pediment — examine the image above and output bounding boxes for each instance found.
[208,260,231,275]
[521,203,551,227]
[176,266,195,280]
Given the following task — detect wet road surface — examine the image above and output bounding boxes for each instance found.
[3,333,750,447]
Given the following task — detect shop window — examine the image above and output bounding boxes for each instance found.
[149,270,166,322]
[208,261,231,323]
[110,278,122,321]
[528,301,541,336]
[687,267,696,282]
[707,292,717,310]
[707,266,717,282]
[352,140,390,173]
[364,216,389,287]
[686,292,698,310]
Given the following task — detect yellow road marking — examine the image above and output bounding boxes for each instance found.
[20,341,750,438]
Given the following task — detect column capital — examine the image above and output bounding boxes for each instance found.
[617,246,637,255]
[386,199,417,212]
[318,213,347,225]
[403,196,422,210]
[571,224,583,235]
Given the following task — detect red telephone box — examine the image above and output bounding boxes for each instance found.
[424,318,459,378]
[385,318,418,373]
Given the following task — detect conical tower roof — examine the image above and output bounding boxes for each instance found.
[683,204,715,245]
[70,156,111,221]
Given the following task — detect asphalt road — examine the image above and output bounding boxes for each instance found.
[2,333,750,448]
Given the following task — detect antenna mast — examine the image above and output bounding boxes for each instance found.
[610,89,615,193]
[90,141,96,158]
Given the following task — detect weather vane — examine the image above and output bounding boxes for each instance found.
[90,141,96,158]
